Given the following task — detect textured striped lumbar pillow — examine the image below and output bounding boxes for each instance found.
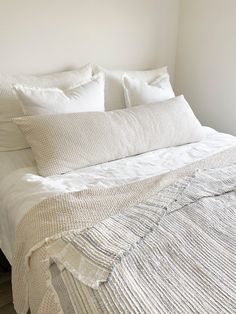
[13,95,203,177]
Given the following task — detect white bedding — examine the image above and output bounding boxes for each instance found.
[0,127,236,263]
[0,148,34,181]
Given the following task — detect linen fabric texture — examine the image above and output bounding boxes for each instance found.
[14,72,105,115]
[123,73,175,107]
[93,65,170,110]
[0,64,92,151]
[14,95,203,176]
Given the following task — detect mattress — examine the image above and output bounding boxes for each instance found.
[0,127,236,263]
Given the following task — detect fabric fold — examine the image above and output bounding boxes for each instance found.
[47,164,236,289]
[12,147,236,314]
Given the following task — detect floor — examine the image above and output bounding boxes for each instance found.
[0,264,16,313]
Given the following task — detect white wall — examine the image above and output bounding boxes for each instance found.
[0,0,179,78]
[175,0,236,135]
[2,0,235,135]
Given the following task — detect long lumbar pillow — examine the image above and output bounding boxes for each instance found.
[14,95,203,177]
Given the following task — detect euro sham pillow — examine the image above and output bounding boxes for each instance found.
[123,73,175,107]
[14,95,203,177]
[0,64,92,151]
[14,72,105,115]
[93,65,170,111]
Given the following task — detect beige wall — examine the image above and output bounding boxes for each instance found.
[175,0,236,135]
[0,0,179,78]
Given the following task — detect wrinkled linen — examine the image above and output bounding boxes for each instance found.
[13,147,236,314]
[1,127,236,262]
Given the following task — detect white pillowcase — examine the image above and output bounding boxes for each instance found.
[14,95,203,177]
[93,65,169,111]
[14,72,105,116]
[123,73,175,107]
[0,64,92,151]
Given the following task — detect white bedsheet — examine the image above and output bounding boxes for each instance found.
[0,148,34,181]
[0,127,236,263]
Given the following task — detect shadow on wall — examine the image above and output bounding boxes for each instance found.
[175,0,236,136]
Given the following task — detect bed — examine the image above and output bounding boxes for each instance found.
[0,126,235,263]
[0,126,235,313]
[1,65,236,314]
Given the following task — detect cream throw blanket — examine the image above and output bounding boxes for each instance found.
[12,148,236,313]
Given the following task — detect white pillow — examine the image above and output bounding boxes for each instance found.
[14,72,105,116]
[14,95,203,177]
[0,64,92,151]
[93,65,169,111]
[123,73,175,107]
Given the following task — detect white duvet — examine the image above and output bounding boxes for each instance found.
[1,127,236,263]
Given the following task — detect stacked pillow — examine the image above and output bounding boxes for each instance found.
[14,72,105,116]
[0,64,93,151]
[0,63,202,176]
[123,73,175,107]
[93,65,174,110]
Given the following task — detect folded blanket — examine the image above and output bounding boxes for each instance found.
[12,147,236,314]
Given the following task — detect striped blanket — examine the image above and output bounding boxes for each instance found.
[47,165,236,314]
[12,148,236,314]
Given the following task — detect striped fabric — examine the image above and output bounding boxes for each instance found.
[47,165,236,313]
[12,147,236,314]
